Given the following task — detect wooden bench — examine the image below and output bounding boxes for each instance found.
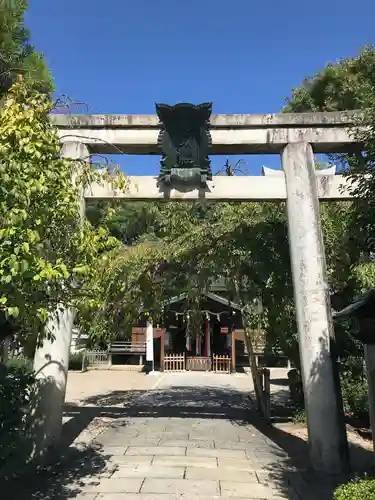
[108,341,146,367]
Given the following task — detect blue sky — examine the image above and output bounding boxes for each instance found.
[26,0,375,175]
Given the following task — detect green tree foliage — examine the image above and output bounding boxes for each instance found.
[0,0,53,98]
[0,359,36,471]
[86,200,161,244]
[284,45,375,113]
[284,44,375,270]
[0,81,119,340]
[334,478,375,500]
[83,195,360,365]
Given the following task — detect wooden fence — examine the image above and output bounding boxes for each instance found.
[163,353,185,372]
[213,354,231,374]
[186,356,212,371]
[108,341,146,354]
[82,350,109,370]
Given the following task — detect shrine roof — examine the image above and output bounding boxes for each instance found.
[165,291,241,310]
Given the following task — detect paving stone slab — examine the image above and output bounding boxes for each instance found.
[252,451,289,465]
[218,457,257,471]
[116,438,161,446]
[141,478,220,495]
[115,434,160,441]
[125,446,186,456]
[213,440,251,450]
[256,469,302,487]
[145,434,190,442]
[82,477,143,493]
[220,480,288,499]
[132,426,169,434]
[189,425,234,433]
[96,431,140,441]
[132,435,169,442]
[93,437,132,445]
[186,466,258,482]
[96,494,178,499]
[108,454,153,465]
[160,439,215,449]
[189,432,235,440]
[251,443,284,452]
[97,446,128,455]
[153,455,218,468]
[237,434,268,441]
[111,465,185,479]
[187,447,247,459]
[179,497,256,500]
[95,495,251,500]
[159,431,190,437]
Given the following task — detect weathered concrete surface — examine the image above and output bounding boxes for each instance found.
[32,308,76,455]
[84,174,354,201]
[52,110,362,155]
[32,142,90,456]
[262,165,337,176]
[57,126,357,155]
[51,109,360,128]
[283,142,349,474]
[4,371,338,499]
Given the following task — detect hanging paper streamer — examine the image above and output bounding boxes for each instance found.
[196,334,201,356]
[227,332,232,349]
[186,332,191,351]
[185,315,192,351]
[165,331,172,349]
[204,317,210,357]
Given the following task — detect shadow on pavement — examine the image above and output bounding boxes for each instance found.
[4,383,375,499]
[270,377,290,387]
[0,446,112,500]
[67,385,373,499]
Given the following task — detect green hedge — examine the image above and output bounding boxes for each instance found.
[334,478,375,500]
[69,351,84,371]
[5,357,33,372]
[340,376,368,420]
[287,369,304,407]
[0,360,36,472]
[339,356,368,420]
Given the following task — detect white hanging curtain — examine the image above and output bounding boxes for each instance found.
[204,317,210,357]
[196,333,201,355]
[165,331,172,348]
[206,322,211,357]
[186,317,192,350]
[227,331,232,349]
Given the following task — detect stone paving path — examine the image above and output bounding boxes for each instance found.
[5,371,323,499]
[73,372,304,499]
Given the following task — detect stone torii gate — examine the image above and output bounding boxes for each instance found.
[34,109,361,473]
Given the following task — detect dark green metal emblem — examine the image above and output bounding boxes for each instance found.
[156,102,213,187]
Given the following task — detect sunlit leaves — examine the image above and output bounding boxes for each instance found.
[0,81,120,338]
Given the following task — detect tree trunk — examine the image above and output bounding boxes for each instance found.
[242,315,267,416]
[231,278,268,418]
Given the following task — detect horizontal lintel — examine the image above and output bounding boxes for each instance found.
[51,110,361,129]
[84,175,354,202]
[59,127,360,155]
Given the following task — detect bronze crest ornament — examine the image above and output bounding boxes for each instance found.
[156,102,213,187]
